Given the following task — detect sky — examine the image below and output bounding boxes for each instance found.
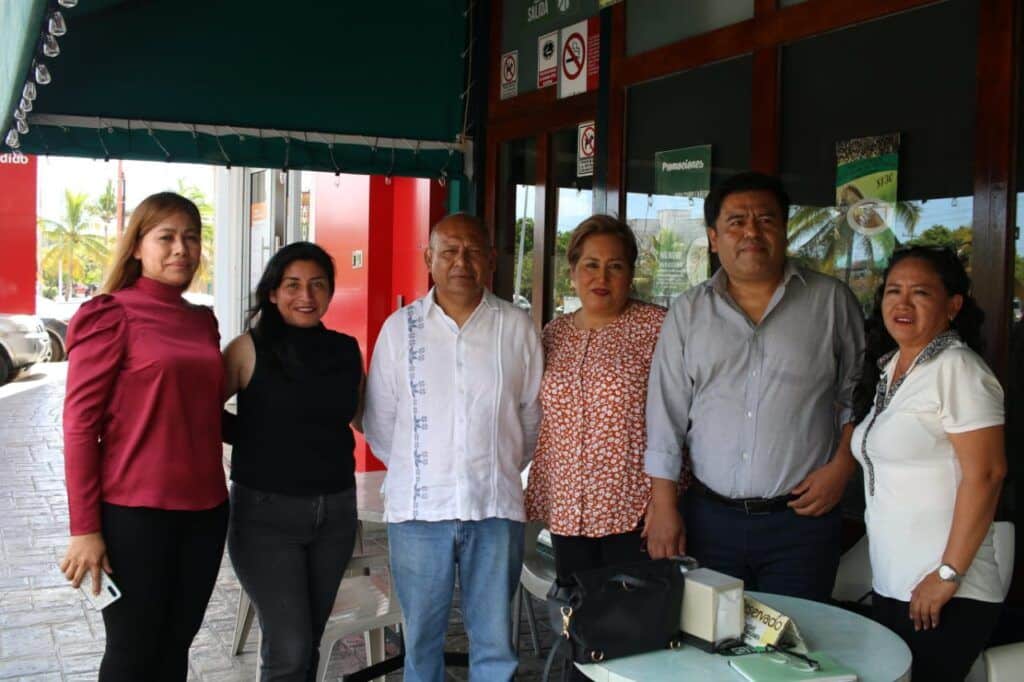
[35,157,215,225]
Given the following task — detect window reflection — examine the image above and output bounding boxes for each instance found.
[625,193,710,307]
[512,185,536,311]
[787,196,974,313]
[550,187,593,316]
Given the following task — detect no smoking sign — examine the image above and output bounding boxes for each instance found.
[558,18,599,99]
[561,33,585,80]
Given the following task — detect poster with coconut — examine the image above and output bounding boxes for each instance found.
[836,133,900,239]
[808,133,901,307]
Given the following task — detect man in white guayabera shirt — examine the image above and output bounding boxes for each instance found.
[363,213,542,682]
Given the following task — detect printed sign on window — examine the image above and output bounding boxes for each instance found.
[558,17,599,99]
[577,121,595,177]
[500,50,519,100]
[537,31,558,88]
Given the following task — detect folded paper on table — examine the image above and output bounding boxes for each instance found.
[742,595,808,653]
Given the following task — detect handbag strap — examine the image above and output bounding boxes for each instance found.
[542,635,567,682]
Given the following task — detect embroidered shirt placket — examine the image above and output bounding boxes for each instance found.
[860,330,961,496]
[406,305,428,518]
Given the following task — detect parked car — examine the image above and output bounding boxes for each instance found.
[36,296,79,363]
[41,318,68,362]
[0,314,51,385]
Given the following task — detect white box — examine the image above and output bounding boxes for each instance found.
[680,568,744,651]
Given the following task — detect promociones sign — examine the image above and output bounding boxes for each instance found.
[654,145,712,197]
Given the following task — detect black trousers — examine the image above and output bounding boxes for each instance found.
[683,492,842,602]
[228,483,358,682]
[99,500,229,682]
[873,594,1003,682]
[550,528,649,585]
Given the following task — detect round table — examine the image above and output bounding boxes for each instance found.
[576,592,911,682]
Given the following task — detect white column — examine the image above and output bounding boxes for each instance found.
[214,167,245,347]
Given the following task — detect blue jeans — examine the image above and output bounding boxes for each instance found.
[388,518,525,682]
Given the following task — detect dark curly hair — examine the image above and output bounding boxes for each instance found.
[852,246,985,423]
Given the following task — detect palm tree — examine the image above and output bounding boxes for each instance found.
[89,179,117,240]
[787,201,921,282]
[175,179,215,292]
[39,190,109,300]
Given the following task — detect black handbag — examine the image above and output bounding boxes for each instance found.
[542,558,686,679]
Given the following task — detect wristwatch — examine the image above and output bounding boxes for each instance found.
[937,563,962,585]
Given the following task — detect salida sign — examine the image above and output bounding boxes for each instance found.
[0,151,30,165]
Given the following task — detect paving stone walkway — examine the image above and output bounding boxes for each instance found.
[0,365,559,680]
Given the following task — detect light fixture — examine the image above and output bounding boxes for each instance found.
[5,129,19,148]
[23,82,36,101]
[35,62,51,85]
[15,119,29,135]
[58,0,79,7]
[49,11,67,37]
[43,34,60,58]
[19,97,32,113]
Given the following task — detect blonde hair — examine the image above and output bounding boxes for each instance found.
[101,192,202,293]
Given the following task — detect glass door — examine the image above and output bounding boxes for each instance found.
[241,168,290,326]
[549,126,593,320]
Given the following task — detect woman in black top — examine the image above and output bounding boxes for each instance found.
[222,242,362,681]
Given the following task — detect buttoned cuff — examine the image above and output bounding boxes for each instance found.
[644,449,682,483]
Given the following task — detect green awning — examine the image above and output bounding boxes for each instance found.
[0,0,470,178]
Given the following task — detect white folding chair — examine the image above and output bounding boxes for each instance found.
[231,550,400,682]
[993,521,1015,599]
[316,552,402,682]
[983,642,1024,682]
[513,522,557,658]
[831,533,873,605]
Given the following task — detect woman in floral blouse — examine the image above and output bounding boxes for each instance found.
[526,214,666,587]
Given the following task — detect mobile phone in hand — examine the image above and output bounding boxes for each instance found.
[78,571,122,610]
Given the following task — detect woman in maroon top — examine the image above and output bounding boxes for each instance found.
[59,192,228,681]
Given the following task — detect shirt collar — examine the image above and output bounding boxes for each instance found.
[132,276,187,303]
[705,259,806,296]
[422,287,498,317]
[877,329,963,370]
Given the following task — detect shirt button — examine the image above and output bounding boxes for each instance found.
[741,452,749,460]
[746,411,753,418]
[751,370,758,377]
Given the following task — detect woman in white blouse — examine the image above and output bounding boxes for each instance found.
[852,246,1006,682]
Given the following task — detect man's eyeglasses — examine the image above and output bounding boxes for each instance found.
[764,644,821,672]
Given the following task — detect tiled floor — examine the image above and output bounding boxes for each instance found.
[0,365,560,680]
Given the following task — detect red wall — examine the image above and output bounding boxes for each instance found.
[0,152,37,314]
[314,174,445,472]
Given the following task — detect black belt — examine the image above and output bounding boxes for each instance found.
[689,480,793,515]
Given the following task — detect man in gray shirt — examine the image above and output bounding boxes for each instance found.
[643,172,864,601]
